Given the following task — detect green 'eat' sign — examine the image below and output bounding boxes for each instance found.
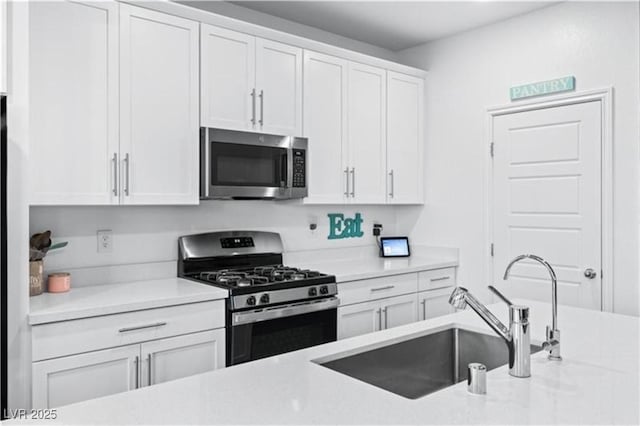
[327,213,364,240]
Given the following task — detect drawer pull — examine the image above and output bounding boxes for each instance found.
[430,276,450,282]
[371,285,395,292]
[118,322,167,333]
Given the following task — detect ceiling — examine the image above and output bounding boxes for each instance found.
[222,1,557,51]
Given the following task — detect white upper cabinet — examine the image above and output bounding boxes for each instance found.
[119,4,199,205]
[29,0,119,205]
[303,51,348,204]
[387,71,424,204]
[255,38,303,135]
[347,62,387,204]
[201,24,256,132]
[201,26,302,136]
[1,0,7,94]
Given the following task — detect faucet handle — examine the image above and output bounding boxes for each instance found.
[488,285,513,306]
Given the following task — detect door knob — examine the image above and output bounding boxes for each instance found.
[584,268,597,279]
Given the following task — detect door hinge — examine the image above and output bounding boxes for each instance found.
[490,142,494,158]
[490,243,494,257]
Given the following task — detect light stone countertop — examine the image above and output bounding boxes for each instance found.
[28,278,228,325]
[17,300,639,425]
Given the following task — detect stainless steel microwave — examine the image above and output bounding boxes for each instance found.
[200,128,308,200]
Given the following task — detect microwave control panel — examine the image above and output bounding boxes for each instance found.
[292,150,306,188]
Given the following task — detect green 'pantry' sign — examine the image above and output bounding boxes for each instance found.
[510,76,575,101]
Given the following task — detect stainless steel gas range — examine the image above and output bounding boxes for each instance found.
[178,231,338,366]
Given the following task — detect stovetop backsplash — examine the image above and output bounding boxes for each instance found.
[29,203,417,287]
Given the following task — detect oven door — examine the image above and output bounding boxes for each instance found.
[201,128,292,199]
[228,297,339,366]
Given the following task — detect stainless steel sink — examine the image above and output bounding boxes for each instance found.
[317,327,542,399]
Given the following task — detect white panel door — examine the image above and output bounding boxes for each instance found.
[492,101,602,310]
[418,288,455,321]
[120,4,199,205]
[141,329,225,387]
[386,71,424,204]
[32,345,139,409]
[255,38,303,135]
[382,293,418,329]
[303,51,348,204]
[201,25,256,131]
[347,62,386,204]
[29,0,118,205]
[337,300,381,340]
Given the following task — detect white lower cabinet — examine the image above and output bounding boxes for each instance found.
[418,287,455,321]
[338,270,456,340]
[32,344,140,409]
[338,293,418,340]
[32,329,225,409]
[141,330,225,387]
[337,300,381,340]
[383,293,418,329]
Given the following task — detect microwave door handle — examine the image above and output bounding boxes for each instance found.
[281,152,288,187]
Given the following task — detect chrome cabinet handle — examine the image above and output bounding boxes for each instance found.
[112,153,118,196]
[421,299,426,320]
[118,322,167,333]
[147,353,153,386]
[350,168,355,197]
[344,168,350,197]
[370,285,395,292]
[377,308,382,331]
[259,89,264,126]
[123,153,130,196]
[388,170,394,197]
[134,356,139,389]
[250,89,256,126]
[431,276,450,282]
[584,268,597,279]
[383,307,388,329]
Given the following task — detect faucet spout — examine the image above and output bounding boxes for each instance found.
[503,254,562,361]
[449,286,531,378]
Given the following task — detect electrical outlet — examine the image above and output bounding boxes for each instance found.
[97,230,113,253]
[373,223,383,237]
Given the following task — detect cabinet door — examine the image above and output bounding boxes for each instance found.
[302,51,348,204]
[419,288,455,321]
[382,293,418,330]
[29,0,119,205]
[32,345,139,409]
[337,300,381,340]
[140,329,225,387]
[387,71,424,204]
[347,62,386,204]
[120,4,199,205]
[255,38,302,135]
[201,24,256,131]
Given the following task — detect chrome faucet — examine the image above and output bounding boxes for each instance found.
[503,254,561,361]
[449,286,531,378]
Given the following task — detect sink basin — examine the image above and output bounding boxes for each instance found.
[317,326,542,399]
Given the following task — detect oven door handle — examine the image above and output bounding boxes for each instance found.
[232,297,340,326]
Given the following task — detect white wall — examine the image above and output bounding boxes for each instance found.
[176,0,399,62]
[396,1,640,316]
[30,203,397,281]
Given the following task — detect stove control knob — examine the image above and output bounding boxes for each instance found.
[260,294,270,304]
[308,287,318,297]
[319,286,329,295]
[246,296,256,306]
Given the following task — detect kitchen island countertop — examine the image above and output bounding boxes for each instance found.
[16,299,639,425]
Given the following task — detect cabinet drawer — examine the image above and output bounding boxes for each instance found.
[418,267,456,291]
[32,300,225,362]
[339,273,418,306]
